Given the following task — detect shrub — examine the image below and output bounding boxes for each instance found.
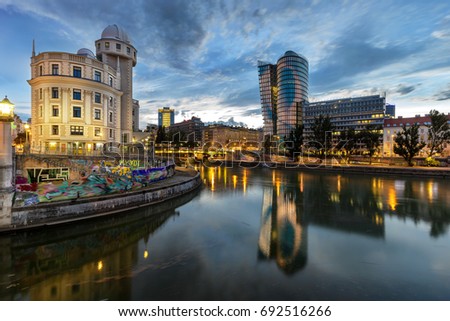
[424,157,440,167]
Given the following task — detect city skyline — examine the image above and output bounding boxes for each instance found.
[1,0,450,129]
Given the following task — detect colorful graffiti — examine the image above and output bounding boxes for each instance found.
[14,164,175,207]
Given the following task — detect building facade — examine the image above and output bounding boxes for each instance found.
[202,124,262,149]
[304,95,387,142]
[28,25,137,154]
[158,107,175,128]
[383,114,450,157]
[169,116,204,143]
[258,50,309,138]
[258,62,278,136]
[276,51,309,138]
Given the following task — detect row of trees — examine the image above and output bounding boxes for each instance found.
[278,109,449,166]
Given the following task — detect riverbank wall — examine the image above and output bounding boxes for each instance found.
[1,169,201,233]
[212,160,450,179]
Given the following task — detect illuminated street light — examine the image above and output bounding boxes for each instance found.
[0,96,14,121]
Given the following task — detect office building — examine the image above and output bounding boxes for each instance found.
[169,116,204,142]
[304,95,387,141]
[258,51,309,138]
[158,107,175,128]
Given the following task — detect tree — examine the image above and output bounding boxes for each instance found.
[359,124,383,164]
[286,124,303,159]
[427,109,450,157]
[394,124,426,166]
[309,115,334,157]
[336,127,357,161]
[155,126,167,144]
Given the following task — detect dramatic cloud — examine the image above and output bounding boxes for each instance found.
[1,0,450,129]
[396,84,417,95]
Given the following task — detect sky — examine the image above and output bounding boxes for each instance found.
[1,0,450,129]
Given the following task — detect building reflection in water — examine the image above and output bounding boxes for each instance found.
[0,189,199,300]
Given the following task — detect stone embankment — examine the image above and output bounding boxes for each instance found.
[1,168,201,233]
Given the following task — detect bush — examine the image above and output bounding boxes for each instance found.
[424,157,440,167]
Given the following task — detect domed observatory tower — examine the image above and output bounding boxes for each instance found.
[95,25,137,143]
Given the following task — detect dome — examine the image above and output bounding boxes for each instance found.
[76,48,96,59]
[101,24,131,44]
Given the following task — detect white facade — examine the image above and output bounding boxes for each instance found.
[28,25,137,154]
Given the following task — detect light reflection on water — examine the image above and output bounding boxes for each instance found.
[1,166,450,300]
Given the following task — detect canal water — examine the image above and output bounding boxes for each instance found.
[1,166,449,300]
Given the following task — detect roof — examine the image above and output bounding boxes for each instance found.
[101,24,131,44]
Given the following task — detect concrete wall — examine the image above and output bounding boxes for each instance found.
[9,172,201,230]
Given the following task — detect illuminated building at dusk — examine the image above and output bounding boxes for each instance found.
[28,24,138,154]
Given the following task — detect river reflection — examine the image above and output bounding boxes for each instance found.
[1,166,450,300]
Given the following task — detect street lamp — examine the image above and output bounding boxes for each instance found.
[0,96,14,122]
[0,95,15,194]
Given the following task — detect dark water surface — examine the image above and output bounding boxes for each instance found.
[1,166,450,300]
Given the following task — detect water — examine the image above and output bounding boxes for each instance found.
[1,166,449,300]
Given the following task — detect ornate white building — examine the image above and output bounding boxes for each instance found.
[28,25,138,154]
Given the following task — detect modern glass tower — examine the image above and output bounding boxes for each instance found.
[258,51,308,138]
[258,61,278,136]
[276,51,309,138]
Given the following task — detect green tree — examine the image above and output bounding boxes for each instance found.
[309,115,334,157]
[394,124,426,166]
[155,126,167,144]
[336,127,357,161]
[359,124,383,164]
[427,109,450,157]
[286,124,304,159]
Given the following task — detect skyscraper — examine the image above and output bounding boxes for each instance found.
[276,51,309,138]
[258,51,309,138]
[158,107,175,127]
[258,62,277,136]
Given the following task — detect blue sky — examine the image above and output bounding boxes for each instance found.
[1,0,450,129]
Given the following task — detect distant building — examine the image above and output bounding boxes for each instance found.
[258,50,309,138]
[304,95,387,142]
[385,104,396,118]
[169,116,204,142]
[158,107,175,128]
[202,124,262,149]
[383,114,450,157]
[28,24,138,154]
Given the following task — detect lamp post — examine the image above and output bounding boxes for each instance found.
[0,95,15,227]
[24,123,30,153]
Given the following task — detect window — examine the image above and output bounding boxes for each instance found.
[109,129,114,138]
[39,88,43,99]
[39,125,43,135]
[52,64,59,75]
[39,105,43,117]
[94,71,101,82]
[109,76,113,86]
[127,47,131,54]
[73,106,81,118]
[116,43,121,50]
[52,125,59,135]
[39,65,43,76]
[73,89,81,100]
[97,43,101,50]
[95,127,101,137]
[52,87,59,99]
[70,126,84,135]
[94,92,101,104]
[73,66,82,78]
[52,105,59,117]
[105,42,110,49]
[109,111,113,122]
[94,109,101,120]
